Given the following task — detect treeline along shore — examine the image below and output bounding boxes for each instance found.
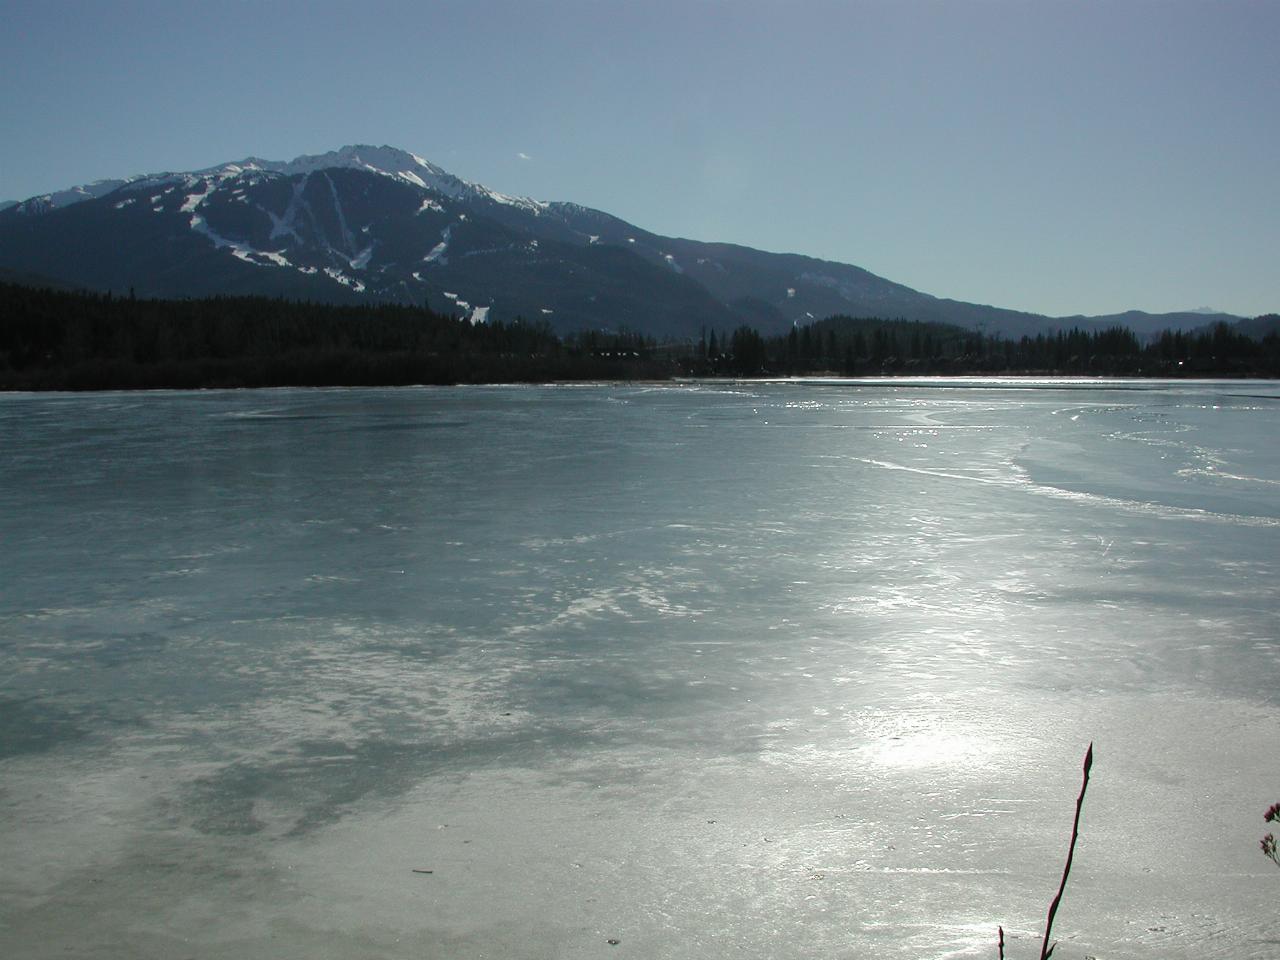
[2,281,1278,390]
[0,282,666,389]
[689,313,1280,379]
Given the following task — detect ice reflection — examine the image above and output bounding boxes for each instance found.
[1,381,1279,958]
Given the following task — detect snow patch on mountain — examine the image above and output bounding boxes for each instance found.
[258,250,293,268]
[180,180,216,213]
[323,267,365,293]
[125,175,186,197]
[322,173,358,255]
[349,245,373,270]
[189,213,293,269]
[423,226,452,264]
[16,178,133,214]
[266,178,310,243]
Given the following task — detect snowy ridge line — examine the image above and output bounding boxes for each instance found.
[16,178,133,213]
[11,144,549,216]
[210,145,548,214]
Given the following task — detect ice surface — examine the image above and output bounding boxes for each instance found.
[2,381,1279,959]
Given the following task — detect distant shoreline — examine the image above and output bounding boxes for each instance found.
[7,375,1280,398]
[3,280,1276,391]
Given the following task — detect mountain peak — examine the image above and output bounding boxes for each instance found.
[182,144,453,195]
[13,145,547,217]
[257,144,447,184]
[253,145,547,213]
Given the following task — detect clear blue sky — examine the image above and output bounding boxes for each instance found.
[2,0,1276,318]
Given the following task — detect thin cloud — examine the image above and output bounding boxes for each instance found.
[516,152,533,161]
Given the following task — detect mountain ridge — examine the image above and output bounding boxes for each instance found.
[0,145,1251,339]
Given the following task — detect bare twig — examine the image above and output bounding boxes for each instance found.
[1039,743,1093,960]
[997,925,1005,960]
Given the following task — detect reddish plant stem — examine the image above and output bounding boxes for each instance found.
[1040,743,1093,960]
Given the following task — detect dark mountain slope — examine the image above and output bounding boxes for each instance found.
[0,145,1253,339]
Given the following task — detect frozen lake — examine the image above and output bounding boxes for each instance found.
[2,379,1279,959]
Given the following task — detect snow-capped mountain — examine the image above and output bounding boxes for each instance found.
[197,146,550,216]
[1,145,746,335]
[0,146,1245,337]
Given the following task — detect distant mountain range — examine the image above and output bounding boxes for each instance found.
[0,145,1253,339]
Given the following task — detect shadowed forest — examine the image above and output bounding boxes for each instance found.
[2,281,1277,390]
